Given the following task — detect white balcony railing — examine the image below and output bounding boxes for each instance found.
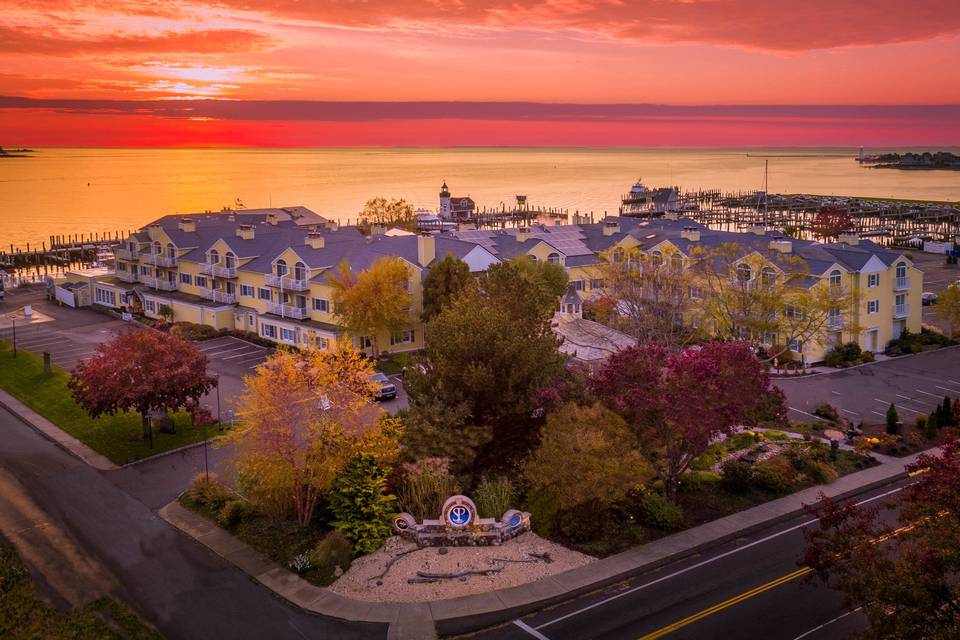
[155,255,177,268]
[141,253,158,265]
[827,315,844,330]
[267,302,308,319]
[115,248,137,261]
[116,270,138,283]
[895,276,910,290]
[894,303,910,318]
[265,274,309,291]
[203,289,236,305]
[143,277,177,291]
[200,263,237,278]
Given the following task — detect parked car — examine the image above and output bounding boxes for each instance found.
[370,372,397,401]
[922,292,937,306]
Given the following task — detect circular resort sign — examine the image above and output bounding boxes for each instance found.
[441,495,478,528]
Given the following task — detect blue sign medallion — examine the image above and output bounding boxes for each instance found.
[448,505,471,527]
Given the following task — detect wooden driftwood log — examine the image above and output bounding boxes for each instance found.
[367,548,421,584]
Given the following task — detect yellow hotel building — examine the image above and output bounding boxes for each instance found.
[76,207,921,364]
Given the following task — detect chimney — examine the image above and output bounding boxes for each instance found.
[603,220,621,236]
[681,226,701,242]
[305,232,325,249]
[838,232,860,246]
[236,224,255,240]
[457,222,476,232]
[178,218,195,233]
[751,224,767,236]
[664,210,679,221]
[768,239,793,254]
[417,233,436,267]
[266,212,278,226]
[370,224,386,237]
[516,227,532,243]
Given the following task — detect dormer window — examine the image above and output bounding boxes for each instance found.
[153,241,161,255]
[652,250,663,269]
[671,254,683,274]
[547,252,561,265]
[276,259,288,277]
[736,263,752,282]
[224,252,236,269]
[829,269,842,287]
[209,249,220,265]
[166,242,176,258]
[761,267,777,287]
[895,262,906,279]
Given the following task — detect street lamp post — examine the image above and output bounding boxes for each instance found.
[216,374,222,432]
[11,317,15,358]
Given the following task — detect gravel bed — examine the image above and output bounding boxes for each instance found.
[327,533,594,603]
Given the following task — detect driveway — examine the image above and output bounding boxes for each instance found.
[776,346,960,425]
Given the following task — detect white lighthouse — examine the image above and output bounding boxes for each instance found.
[439,181,451,219]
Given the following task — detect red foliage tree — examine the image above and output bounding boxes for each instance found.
[68,329,217,446]
[811,205,854,240]
[802,440,960,639]
[592,341,775,499]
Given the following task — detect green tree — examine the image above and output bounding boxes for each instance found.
[933,284,960,338]
[404,261,565,472]
[886,403,900,435]
[421,253,471,321]
[329,256,412,356]
[526,403,652,510]
[508,256,569,313]
[329,455,396,554]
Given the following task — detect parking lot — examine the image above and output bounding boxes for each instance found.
[913,251,960,334]
[778,346,960,425]
[196,336,272,371]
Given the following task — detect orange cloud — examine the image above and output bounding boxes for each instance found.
[0,25,272,55]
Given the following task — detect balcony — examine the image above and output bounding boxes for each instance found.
[204,289,236,305]
[155,255,178,268]
[116,270,138,283]
[894,303,910,318]
[143,277,177,291]
[895,276,910,291]
[115,248,137,261]
[827,316,845,330]
[267,302,308,319]
[265,273,310,291]
[200,263,238,278]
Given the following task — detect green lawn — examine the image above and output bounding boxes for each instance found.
[0,341,209,464]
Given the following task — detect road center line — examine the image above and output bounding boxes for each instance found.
[532,485,908,631]
[636,567,814,640]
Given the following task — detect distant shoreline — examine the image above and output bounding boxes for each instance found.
[0,147,35,158]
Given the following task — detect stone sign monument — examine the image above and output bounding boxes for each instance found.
[392,495,531,547]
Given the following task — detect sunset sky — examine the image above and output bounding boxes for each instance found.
[2,0,959,146]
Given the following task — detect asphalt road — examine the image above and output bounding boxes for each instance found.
[0,404,386,640]
[468,478,911,640]
[777,346,960,425]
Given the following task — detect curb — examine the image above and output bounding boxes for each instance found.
[772,344,960,381]
[156,448,934,638]
[0,389,119,471]
[121,435,225,468]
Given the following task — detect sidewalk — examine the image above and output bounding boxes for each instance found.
[0,388,117,471]
[159,446,934,639]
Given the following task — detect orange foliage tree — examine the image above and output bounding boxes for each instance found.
[227,347,401,526]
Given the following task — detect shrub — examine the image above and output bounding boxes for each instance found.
[905,431,926,448]
[329,456,396,555]
[814,403,839,422]
[638,491,684,531]
[308,531,353,584]
[752,456,798,493]
[474,477,515,519]
[916,415,935,440]
[182,473,233,512]
[803,459,839,484]
[396,457,459,520]
[522,487,560,538]
[678,470,721,493]
[721,458,754,492]
[877,433,902,455]
[170,321,219,341]
[824,342,863,368]
[217,499,255,528]
[860,351,875,363]
[763,430,790,441]
[886,404,900,434]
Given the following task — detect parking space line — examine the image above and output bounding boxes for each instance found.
[895,394,912,400]
[916,389,941,398]
[198,340,236,351]
[222,351,261,360]
[839,408,859,416]
[204,346,252,357]
[788,406,828,421]
[870,410,885,417]
[935,385,959,393]
[17,338,64,349]
[895,405,921,414]
[235,356,266,364]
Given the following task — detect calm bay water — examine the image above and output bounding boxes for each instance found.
[1,147,958,249]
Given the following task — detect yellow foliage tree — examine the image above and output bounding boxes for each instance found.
[933,284,960,338]
[227,347,400,526]
[329,257,412,357]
